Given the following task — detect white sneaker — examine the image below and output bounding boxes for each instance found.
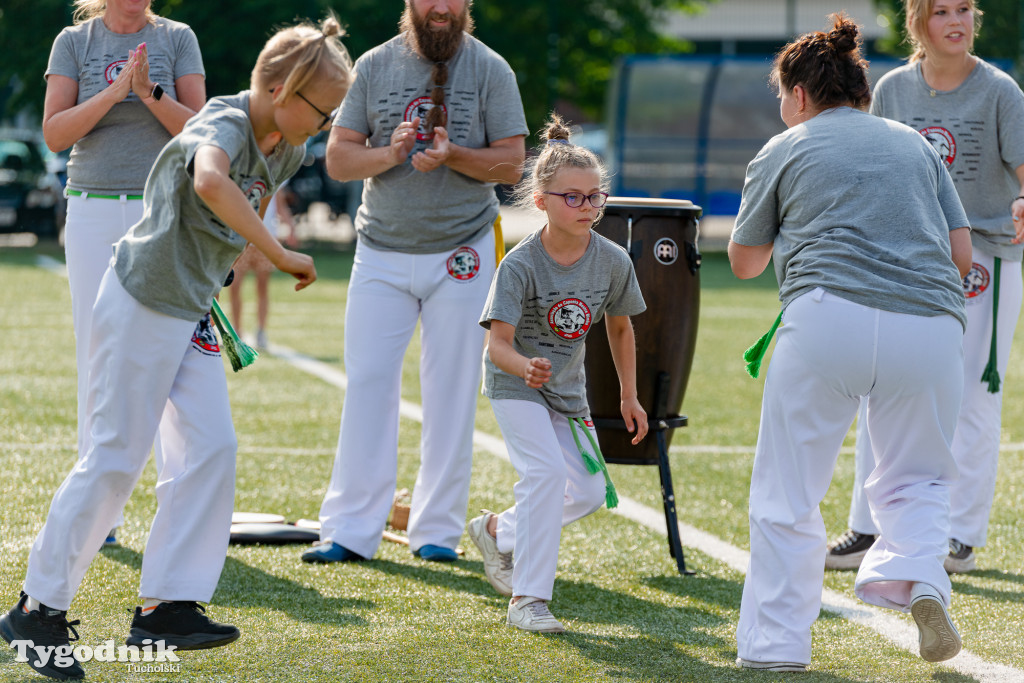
[910,582,961,662]
[507,597,565,633]
[736,658,807,672]
[468,511,513,596]
[255,329,269,350]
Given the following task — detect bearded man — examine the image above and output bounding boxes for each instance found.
[303,0,527,564]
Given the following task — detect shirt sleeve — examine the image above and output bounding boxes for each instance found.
[481,57,529,143]
[172,24,206,79]
[604,251,647,317]
[335,54,372,137]
[935,156,969,231]
[732,140,781,246]
[995,76,1024,172]
[45,29,79,81]
[479,259,526,329]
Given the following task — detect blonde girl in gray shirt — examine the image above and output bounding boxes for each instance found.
[470,115,647,634]
[0,18,352,680]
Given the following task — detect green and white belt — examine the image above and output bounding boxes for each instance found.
[568,417,618,509]
[66,189,143,201]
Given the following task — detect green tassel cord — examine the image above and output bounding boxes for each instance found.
[569,418,618,509]
[210,298,259,372]
[743,310,783,379]
[980,257,1002,393]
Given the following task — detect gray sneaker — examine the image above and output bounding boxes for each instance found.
[910,583,961,662]
[468,511,513,596]
[507,597,565,633]
[944,538,976,574]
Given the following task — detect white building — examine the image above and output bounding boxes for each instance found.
[666,0,890,52]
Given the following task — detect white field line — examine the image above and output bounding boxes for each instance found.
[31,254,1022,681]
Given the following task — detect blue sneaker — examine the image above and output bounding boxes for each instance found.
[103,529,119,547]
[301,542,366,563]
[414,544,458,562]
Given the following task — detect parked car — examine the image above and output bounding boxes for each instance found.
[0,130,65,239]
[287,131,361,220]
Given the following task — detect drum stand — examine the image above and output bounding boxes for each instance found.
[594,371,695,575]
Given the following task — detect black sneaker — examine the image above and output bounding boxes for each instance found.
[944,538,976,574]
[0,593,85,680]
[126,601,239,651]
[824,529,876,570]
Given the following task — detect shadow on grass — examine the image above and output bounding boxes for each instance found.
[361,557,511,602]
[100,546,372,628]
[951,568,1024,603]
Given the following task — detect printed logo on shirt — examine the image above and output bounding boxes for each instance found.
[919,126,957,168]
[244,180,268,212]
[963,262,989,299]
[104,59,129,85]
[548,298,592,340]
[446,246,481,281]
[583,418,595,428]
[191,313,221,356]
[654,238,678,265]
[405,96,447,141]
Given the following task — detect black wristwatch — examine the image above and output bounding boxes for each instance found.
[144,83,164,104]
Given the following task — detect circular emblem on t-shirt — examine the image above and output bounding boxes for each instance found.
[405,97,447,141]
[246,180,268,211]
[104,59,129,85]
[919,126,957,168]
[963,262,989,299]
[548,298,592,340]
[654,238,678,265]
[446,246,480,281]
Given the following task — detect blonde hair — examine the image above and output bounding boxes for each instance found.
[251,15,354,105]
[512,113,608,213]
[73,0,157,24]
[904,0,982,62]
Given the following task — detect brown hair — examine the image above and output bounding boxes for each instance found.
[512,113,608,212]
[771,13,871,111]
[251,15,354,106]
[904,0,982,63]
[73,0,156,25]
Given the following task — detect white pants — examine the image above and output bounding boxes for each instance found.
[737,289,962,665]
[24,271,237,611]
[849,252,1022,547]
[317,231,494,557]
[491,399,607,601]
[63,194,144,458]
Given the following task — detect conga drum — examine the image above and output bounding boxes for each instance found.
[584,197,702,464]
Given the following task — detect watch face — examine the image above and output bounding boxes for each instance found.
[153,83,164,101]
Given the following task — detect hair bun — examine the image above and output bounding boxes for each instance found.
[321,16,346,39]
[826,17,859,54]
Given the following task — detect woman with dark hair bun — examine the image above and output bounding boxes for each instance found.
[729,14,970,671]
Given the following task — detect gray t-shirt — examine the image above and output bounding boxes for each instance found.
[480,230,646,417]
[732,107,968,328]
[113,92,306,321]
[871,60,1024,261]
[336,33,528,254]
[46,17,205,194]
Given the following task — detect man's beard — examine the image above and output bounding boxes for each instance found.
[400,2,473,62]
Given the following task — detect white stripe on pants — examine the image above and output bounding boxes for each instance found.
[848,251,1021,547]
[490,399,606,601]
[737,288,962,665]
[317,230,494,558]
[23,270,237,610]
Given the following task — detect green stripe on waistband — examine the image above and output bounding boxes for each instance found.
[66,189,143,201]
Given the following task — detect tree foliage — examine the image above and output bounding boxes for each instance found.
[0,0,708,131]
